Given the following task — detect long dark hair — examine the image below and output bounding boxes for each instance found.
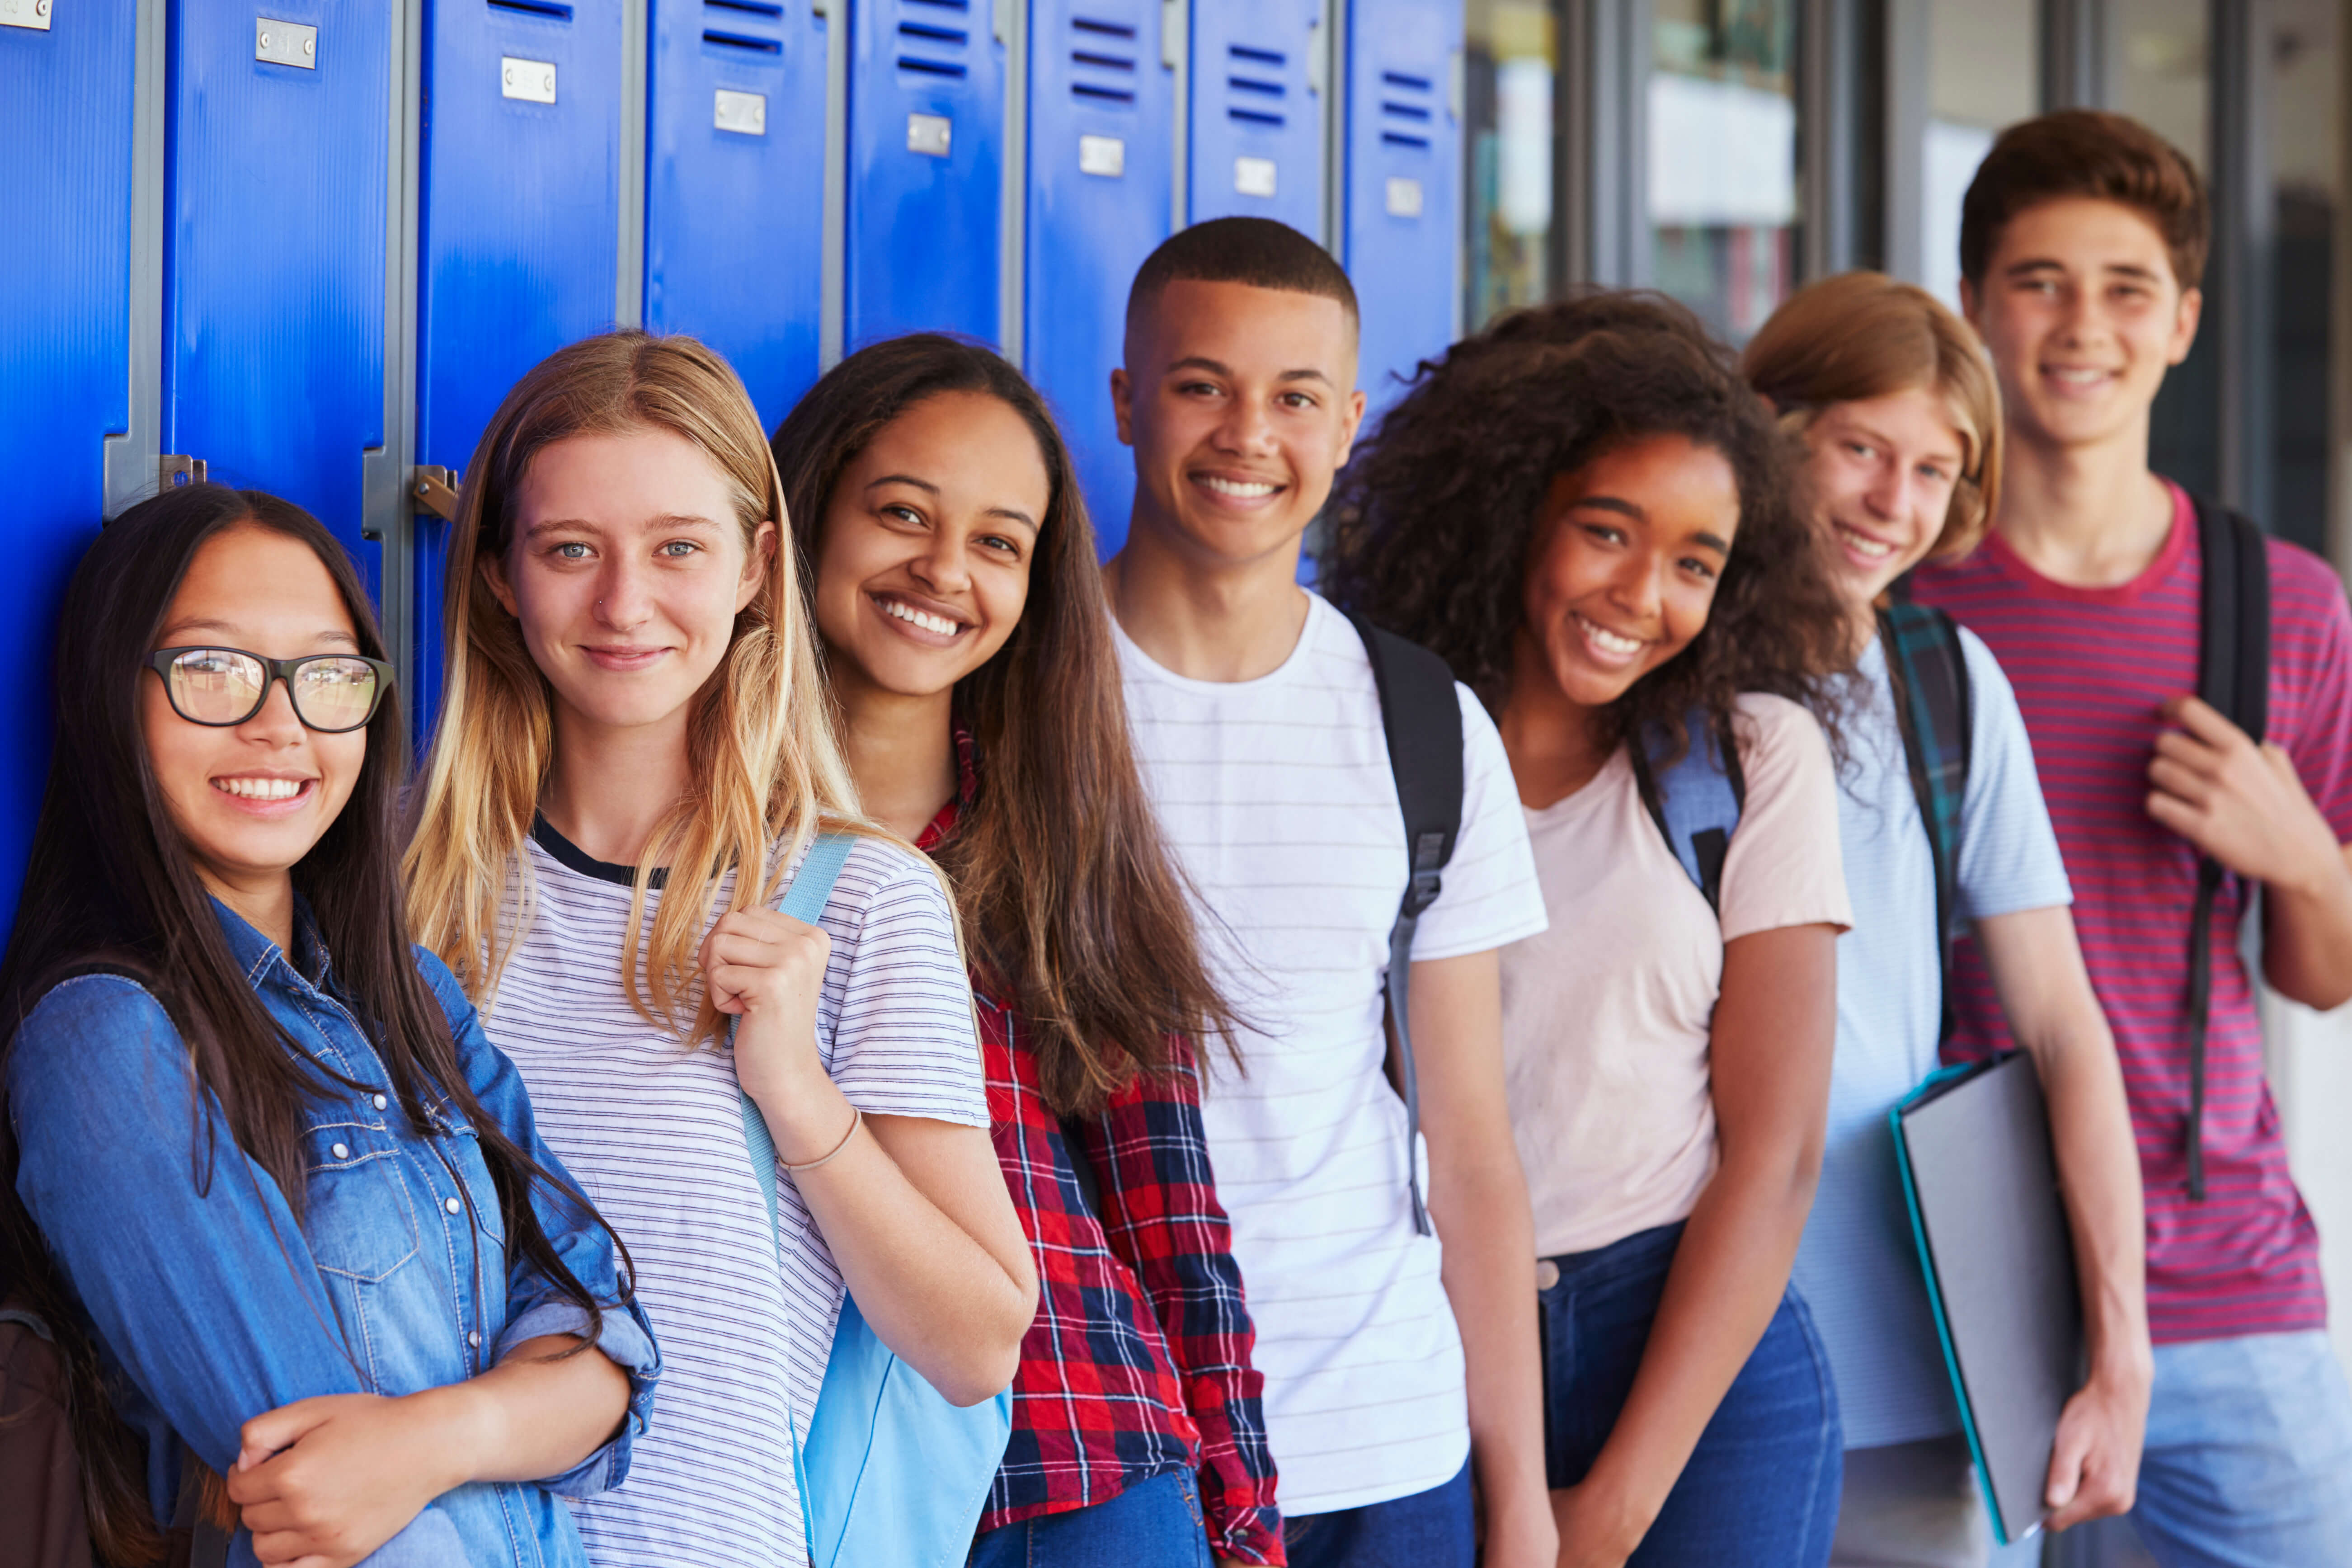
[773,335,1238,1115]
[1324,292,1851,765]
[0,485,624,1563]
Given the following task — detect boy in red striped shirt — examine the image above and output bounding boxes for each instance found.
[1914,110,2352,1565]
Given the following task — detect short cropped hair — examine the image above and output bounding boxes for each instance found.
[1959,109,2209,288]
[1744,272,2003,561]
[1125,217,1359,337]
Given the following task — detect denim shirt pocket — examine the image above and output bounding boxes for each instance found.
[301,1116,422,1389]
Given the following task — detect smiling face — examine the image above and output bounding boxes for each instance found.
[1112,278,1366,569]
[484,426,774,741]
[1798,386,1969,611]
[1515,434,1740,712]
[1963,196,2201,455]
[141,524,368,904]
[812,391,1049,703]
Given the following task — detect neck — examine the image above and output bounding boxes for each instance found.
[830,667,956,843]
[539,699,698,867]
[1102,507,1311,683]
[201,866,298,956]
[1496,636,1610,808]
[1994,416,2176,587]
[1845,595,1882,660]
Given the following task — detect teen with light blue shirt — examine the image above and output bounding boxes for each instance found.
[1746,274,2153,1567]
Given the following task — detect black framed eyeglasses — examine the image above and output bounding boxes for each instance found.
[148,647,394,734]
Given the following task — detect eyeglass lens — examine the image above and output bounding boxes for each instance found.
[165,650,380,731]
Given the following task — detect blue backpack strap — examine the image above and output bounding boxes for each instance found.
[1879,602,1974,1045]
[740,830,860,1248]
[1628,707,1745,914]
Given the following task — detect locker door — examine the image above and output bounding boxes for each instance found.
[417,0,623,730]
[847,0,1006,347]
[1025,0,1172,554]
[1343,0,1456,415]
[646,0,827,428]
[1186,0,1319,235]
[0,0,139,918]
[165,0,391,575]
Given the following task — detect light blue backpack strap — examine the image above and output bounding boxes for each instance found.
[1629,708,1746,914]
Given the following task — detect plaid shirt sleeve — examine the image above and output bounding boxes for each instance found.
[1069,1059,1285,1565]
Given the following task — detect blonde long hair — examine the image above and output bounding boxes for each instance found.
[404,330,867,1041]
[1742,271,2004,562]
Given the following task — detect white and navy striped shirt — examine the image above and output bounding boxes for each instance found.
[483,823,987,1568]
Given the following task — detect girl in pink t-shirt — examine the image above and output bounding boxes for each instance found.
[1325,293,1854,1568]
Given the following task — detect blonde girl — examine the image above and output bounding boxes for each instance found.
[405,330,1036,1568]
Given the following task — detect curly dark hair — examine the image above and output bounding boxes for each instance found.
[1322,291,1851,770]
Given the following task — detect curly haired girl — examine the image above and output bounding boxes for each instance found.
[1326,292,1854,1568]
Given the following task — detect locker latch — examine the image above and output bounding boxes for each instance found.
[0,0,54,33]
[254,18,319,70]
[413,466,463,523]
[160,456,209,489]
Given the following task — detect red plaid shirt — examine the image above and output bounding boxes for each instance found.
[920,751,1283,1562]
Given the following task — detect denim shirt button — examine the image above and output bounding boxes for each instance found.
[372,1093,388,1111]
[468,1330,482,1348]
[445,1197,463,1215]
[330,1142,349,1161]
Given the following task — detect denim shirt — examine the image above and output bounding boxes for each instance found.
[6,900,660,1568]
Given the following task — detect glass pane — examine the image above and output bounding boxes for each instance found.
[1464,0,1558,329]
[2117,0,2219,499]
[2270,0,2340,560]
[1648,0,1797,343]
[1922,0,2038,309]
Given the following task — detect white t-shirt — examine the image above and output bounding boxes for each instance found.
[1114,591,1549,1516]
[1502,694,1853,1257]
[484,825,988,1568]
[1792,629,2072,1449]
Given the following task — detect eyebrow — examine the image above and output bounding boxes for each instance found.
[1831,417,1964,465]
[866,474,941,496]
[520,513,724,541]
[2003,258,2165,283]
[1165,355,1334,389]
[160,618,360,649]
[869,475,1040,530]
[1567,494,1730,556]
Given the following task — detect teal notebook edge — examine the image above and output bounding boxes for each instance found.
[1889,1053,2038,1549]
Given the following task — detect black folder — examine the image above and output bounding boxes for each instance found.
[1890,1050,2082,1546]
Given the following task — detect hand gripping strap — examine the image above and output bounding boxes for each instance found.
[741,832,860,1252]
[2184,501,2270,1201]
[1345,610,1464,1238]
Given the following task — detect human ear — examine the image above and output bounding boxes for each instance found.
[1111,367,1135,446]
[479,546,521,617]
[2167,286,2204,367]
[738,521,778,613]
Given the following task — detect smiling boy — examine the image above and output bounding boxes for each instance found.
[1101,218,1557,1568]
[1913,111,2352,1565]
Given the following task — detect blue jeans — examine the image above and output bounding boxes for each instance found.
[1540,1221,1843,1566]
[968,1469,1213,1568]
[2046,1330,2352,1568]
[1283,1459,1473,1568]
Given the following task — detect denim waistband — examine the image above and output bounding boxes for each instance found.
[1539,1220,1687,1290]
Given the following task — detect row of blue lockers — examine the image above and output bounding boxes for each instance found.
[3,0,1460,908]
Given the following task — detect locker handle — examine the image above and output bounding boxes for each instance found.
[1305,13,1323,98]
[413,466,464,523]
[160,456,209,490]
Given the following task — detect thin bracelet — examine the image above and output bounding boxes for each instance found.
[784,1106,862,1172]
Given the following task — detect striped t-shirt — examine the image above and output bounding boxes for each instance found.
[1914,485,2352,1344]
[1114,591,1549,1516]
[483,823,988,1568]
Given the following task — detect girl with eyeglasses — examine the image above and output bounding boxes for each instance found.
[0,484,657,1568]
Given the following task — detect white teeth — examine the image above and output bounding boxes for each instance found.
[1838,526,1895,560]
[215,777,305,801]
[1577,614,1642,655]
[2050,368,2110,386]
[879,598,961,636]
[1199,475,1279,499]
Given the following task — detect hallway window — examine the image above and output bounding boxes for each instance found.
[1648,0,1796,342]
[1465,0,1558,328]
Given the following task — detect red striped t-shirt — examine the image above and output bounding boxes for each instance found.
[1913,483,2352,1344]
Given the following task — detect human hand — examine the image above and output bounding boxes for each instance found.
[1548,1479,1646,1568]
[2147,696,2340,893]
[2042,1362,2149,1532]
[226,1389,475,1568]
[700,904,833,1114]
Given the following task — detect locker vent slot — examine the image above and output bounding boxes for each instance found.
[1378,68,1435,148]
[707,0,786,12]
[1226,43,1288,127]
[1070,14,1138,105]
[489,0,575,18]
[898,0,972,76]
[706,27,782,50]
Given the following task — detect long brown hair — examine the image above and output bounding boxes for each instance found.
[1743,271,2004,562]
[772,334,1236,1115]
[0,485,623,1563]
[404,330,875,1042]
[1324,292,1851,765]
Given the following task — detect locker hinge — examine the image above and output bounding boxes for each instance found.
[159,455,208,489]
[413,466,463,523]
[1160,0,1181,71]
[810,0,826,14]
[992,0,1011,45]
[1306,13,1325,98]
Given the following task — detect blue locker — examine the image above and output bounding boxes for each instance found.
[847,0,1007,347]
[417,0,623,729]
[165,1,391,576]
[0,0,137,920]
[1343,0,1457,416]
[646,0,828,428]
[1025,0,1173,553]
[1187,0,1320,235]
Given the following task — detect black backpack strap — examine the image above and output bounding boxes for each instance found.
[1878,603,1975,1044]
[2184,498,2271,1201]
[1627,708,1747,915]
[1345,610,1465,1238]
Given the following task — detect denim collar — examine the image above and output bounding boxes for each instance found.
[210,894,333,994]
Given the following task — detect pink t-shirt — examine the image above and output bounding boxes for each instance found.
[1502,693,1853,1257]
